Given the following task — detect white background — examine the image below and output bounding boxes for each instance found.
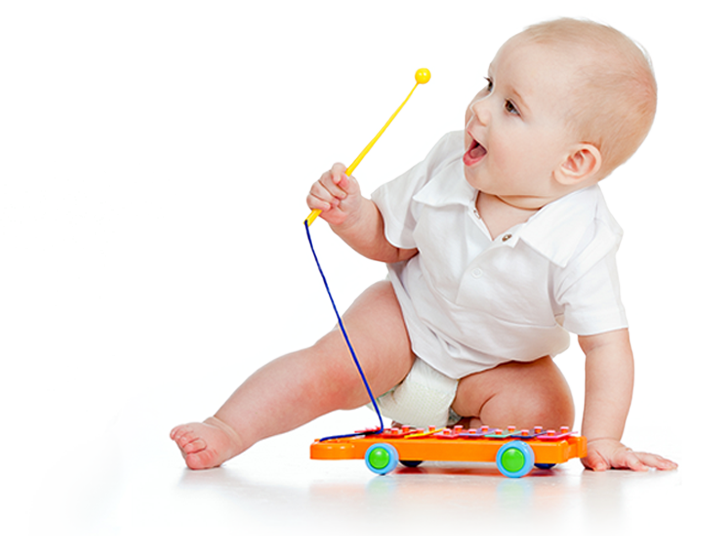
[1,1,724,533]
[0,0,728,536]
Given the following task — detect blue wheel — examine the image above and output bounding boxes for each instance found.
[400,460,423,468]
[365,443,399,475]
[535,463,556,470]
[496,440,535,478]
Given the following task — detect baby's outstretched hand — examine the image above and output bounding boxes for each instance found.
[583,438,678,472]
[190,74,284,143]
[307,163,362,227]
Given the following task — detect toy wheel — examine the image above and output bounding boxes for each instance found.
[365,443,399,475]
[400,460,423,468]
[496,440,535,478]
[535,463,556,470]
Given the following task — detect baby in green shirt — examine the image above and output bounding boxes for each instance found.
[0,0,283,444]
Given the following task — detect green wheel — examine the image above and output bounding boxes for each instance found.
[365,443,399,475]
[496,440,535,478]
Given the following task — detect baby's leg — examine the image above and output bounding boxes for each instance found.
[451,356,575,430]
[171,281,415,469]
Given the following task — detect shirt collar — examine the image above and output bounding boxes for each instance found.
[413,163,621,267]
[412,158,476,207]
[519,185,622,267]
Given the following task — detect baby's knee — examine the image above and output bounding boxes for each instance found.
[304,336,374,410]
[454,357,575,429]
[519,382,575,429]
[532,359,574,423]
[481,385,574,430]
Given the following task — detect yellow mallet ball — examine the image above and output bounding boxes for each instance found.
[415,68,431,85]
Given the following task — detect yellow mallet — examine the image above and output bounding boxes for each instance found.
[305,68,431,227]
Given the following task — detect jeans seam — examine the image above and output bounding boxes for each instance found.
[8,382,119,444]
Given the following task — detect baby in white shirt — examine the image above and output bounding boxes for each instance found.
[171,18,677,473]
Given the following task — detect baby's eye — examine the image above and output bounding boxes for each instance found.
[27,39,51,54]
[483,77,494,93]
[504,99,520,116]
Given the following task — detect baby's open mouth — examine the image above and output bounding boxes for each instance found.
[463,139,487,166]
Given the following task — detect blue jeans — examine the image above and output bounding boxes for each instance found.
[0,330,126,445]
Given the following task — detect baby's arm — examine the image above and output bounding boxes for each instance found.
[307,163,417,263]
[579,329,677,471]
[115,74,283,216]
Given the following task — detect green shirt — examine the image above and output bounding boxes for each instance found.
[0,100,164,346]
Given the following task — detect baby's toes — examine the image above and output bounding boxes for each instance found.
[181,438,207,454]
[170,425,201,449]
[184,449,221,470]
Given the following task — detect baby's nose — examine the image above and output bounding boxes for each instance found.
[470,97,492,125]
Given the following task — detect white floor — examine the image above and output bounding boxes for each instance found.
[11,401,701,535]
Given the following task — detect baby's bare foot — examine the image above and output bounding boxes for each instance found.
[170,416,244,470]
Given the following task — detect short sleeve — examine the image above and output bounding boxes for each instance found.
[558,248,628,335]
[370,159,428,249]
[371,132,462,249]
[89,102,169,227]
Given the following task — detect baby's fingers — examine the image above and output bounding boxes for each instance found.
[329,162,350,190]
[611,449,680,472]
[316,164,357,200]
[308,179,341,211]
[582,449,610,472]
[316,167,348,197]
[584,450,648,472]
[585,448,678,472]
[628,451,678,471]
[615,450,651,472]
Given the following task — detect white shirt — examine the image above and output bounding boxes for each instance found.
[371,131,628,379]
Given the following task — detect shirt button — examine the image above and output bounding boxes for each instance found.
[472,268,483,278]
[502,234,512,242]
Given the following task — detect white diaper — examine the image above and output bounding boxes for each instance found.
[369,358,460,428]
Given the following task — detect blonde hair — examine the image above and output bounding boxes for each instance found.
[520,18,657,178]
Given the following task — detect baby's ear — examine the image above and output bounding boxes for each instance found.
[555,144,602,186]
[79,34,111,80]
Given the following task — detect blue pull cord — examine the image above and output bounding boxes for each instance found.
[304,220,384,442]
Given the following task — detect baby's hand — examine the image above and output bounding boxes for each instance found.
[307,163,363,227]
[190,74,283,143]
[583,438,678,472]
